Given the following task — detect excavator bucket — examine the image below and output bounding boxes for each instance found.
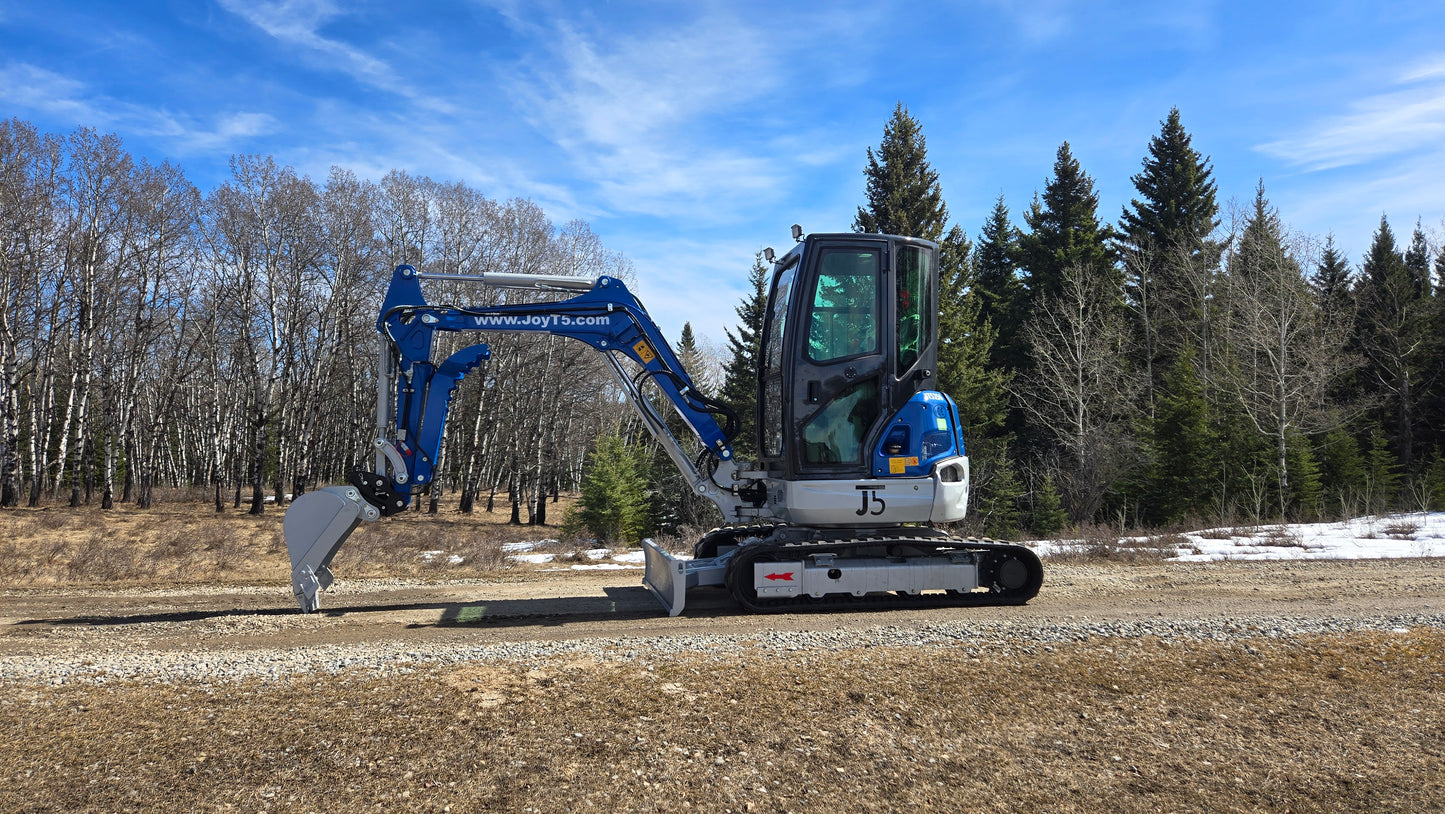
[283,486,380,612]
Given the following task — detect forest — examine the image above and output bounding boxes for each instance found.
[1,109,1443,540]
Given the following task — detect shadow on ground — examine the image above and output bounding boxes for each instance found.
[11,585,740,629]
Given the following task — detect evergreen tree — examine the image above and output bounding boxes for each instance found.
[1285,434,1323,520]
[1117,108,1221,406]
[1118,109,1220,259]
[1355,215,1429,471]
[1018,142,1117,314]
[936,225,1009,435]
[1146,355,1212,526]
[973,194,1026,370]
[1437,242,1445,293]
[853,103,948,241]
[975,453,1025,539]
[646,321,725,535]
[935,224,1017,540]
[1426,451,1445,511]
[1029,474,1067,536]
[1317,429,1365,518]
[566,432,651,545]
[1404,219,1432,299]
[720,252,769,456]
[1311,233,1354,323]
[1363,428,1401,513]
[675,321,709,395]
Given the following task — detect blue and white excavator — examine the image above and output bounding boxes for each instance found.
[283,228,1043,615]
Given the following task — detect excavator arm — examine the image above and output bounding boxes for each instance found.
[283,265,763,612]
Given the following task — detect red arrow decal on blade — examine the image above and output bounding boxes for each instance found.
[765,572,794,581]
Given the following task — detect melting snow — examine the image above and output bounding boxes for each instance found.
[1029,512,1445,561]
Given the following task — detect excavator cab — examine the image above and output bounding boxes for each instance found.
[757,233,941,480]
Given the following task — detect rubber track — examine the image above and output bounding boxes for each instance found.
[725,535,1044,614]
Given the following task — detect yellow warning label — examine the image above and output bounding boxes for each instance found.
[889,456,921,474]
[633,340,657,364]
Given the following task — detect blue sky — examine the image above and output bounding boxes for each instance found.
[2,1,1443,347]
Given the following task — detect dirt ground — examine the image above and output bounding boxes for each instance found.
[1,503,1444,812]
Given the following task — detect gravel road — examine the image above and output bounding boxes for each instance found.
[3,558,1442,685]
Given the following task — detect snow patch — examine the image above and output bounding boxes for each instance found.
[1029,512,1445,561]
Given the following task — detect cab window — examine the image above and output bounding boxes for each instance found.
[802,378,879,465]
[806,248,880,363]
[896,244,933,372]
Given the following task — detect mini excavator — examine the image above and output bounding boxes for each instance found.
[283,228,1043,614]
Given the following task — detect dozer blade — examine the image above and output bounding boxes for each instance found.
[641,539,733,617]
[642,539,688,616]
[283,486,380,612]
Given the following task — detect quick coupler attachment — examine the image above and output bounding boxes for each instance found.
[283,485,382,612]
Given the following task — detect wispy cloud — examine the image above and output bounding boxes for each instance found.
[0,62,104,122]
[0,60,278,155]
[1256,54,1445,171]
[495,9,788,219]
[216,0,451,111]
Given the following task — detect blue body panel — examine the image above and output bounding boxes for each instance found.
[870,391,965,478]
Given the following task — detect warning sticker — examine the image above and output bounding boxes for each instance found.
[887,457,919,474]
[633,340,657,364]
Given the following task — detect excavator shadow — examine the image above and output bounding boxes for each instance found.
[11,587,739,630]
[415,585,739,628]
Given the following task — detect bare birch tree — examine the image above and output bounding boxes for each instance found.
[1017,264,1141,523]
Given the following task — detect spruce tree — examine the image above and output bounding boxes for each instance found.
[935,224,1016,540]
[1317,429,1365,518]
[936,225,1009,434]
[720,252,769,456]
[1147,355,1212,526]
[1118,109,1220,258]
[675,321,708,395]
[1312,233,1354,323]
[1285,435,1323,520]
[1017,142,1117,313]
[1117,108,1221,406]
[1405,219,1432,299]
[973,194,1026,370]
[1029,474,1067,536]
[853,102,948,241]
[1356,215,1428,470]
[1363,428,1401,513]
[567,432,651,545]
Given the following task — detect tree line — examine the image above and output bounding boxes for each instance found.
[731,103,1443,535]
[0,118,637,520]
[6,109,1444,540]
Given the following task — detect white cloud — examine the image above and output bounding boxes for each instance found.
[1402,55,1445,83]
[216,0,445,108]
[1256,54,1445,171]
[0,61,278,155]
[493,9,790,219]
[0,62,105,122]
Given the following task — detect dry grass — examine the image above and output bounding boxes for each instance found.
[1383,522,1422,541]
[0,495,585,588]
[1042,525,1181,564]
[1,630,1442,813]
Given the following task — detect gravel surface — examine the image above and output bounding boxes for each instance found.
[4,558,1444,686]
[6,612,1445,686]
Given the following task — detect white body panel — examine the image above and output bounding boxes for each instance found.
[764,455,970,526]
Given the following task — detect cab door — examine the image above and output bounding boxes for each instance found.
[790,238,890,479]
[756,234,938,482]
